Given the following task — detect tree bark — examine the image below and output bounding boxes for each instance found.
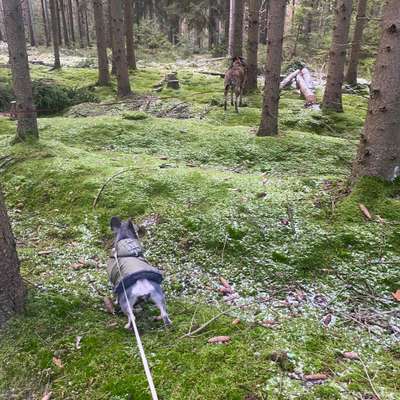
[345,0,368,85]
[25,0,36,46]
[0,187,26,329]
[76,0,85,47]
[224,0,230,46]
[83,0,91,46]
[245,0,260,92]
[228,0,244,57]
[124,0,136,70]
[56,0,63,45]
[93,0,109,85]
[49,0,61,68]
[59,0,70,46]
[67,0,75,43]
[41,0,51,46]
[208,0,218,50]
[352,0,400,182]
[259,0,269,44]
[322,0,353,112]
[257,0,287,137]
[109,0,131,97]
[3,0,38,141]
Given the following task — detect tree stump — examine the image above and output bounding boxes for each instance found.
[165,72,180,89]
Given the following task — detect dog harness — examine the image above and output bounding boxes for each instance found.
[107,238,163,295]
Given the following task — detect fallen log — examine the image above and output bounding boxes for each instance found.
[296,72,317,107]
[198,71,225,78]
[300,67,315,90]
[279,69,300,89]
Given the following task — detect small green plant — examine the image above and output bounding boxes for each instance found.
[122,111,149,120]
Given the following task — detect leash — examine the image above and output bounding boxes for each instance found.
[113,250,159,400]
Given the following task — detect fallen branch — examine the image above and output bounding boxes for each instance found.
[359,357,382,400]
[93,168,132,208]
[198,71,225,78]
[296,72,317,106]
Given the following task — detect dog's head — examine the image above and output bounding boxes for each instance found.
[110,217,140,244]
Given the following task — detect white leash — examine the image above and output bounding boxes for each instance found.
[113,250,159,400]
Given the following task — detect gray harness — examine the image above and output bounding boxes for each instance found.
[107,239,163,295]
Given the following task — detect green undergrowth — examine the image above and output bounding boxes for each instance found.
[0,62,399,399]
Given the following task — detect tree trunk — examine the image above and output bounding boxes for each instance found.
[83,1,91,46]
[59,0,70,46]
[0,187,26,329]
[2,0,38,141]
[56,0,63,45]
[352,0,400,182]
[41,0,51,46]
[245,0,260,92]
[124,0,136,70]
[76,0,85,47]
[345,0,368,85]
[208,0,218,50]
[259,0,269,44]
[45,0,52,45]
[25,0,36,46]
[67,0,75,43]
[109,0,131,97]
[228,0,244,57]
[49,0,61,68]
[107,0,116,74]
[93,0,109,85]
[224,0,230,46]
[257,0,287,137]
[322,0,353,112]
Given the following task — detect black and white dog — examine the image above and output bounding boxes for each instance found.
[107,217,171,328]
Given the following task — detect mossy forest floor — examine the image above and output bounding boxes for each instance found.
[0,53,399,399]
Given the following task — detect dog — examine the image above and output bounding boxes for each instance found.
[224,56,247,112]
[107,217,171,328]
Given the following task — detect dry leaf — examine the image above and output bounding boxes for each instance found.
[359,203,372,220]
[103,297,115,314]
[208,336,231,344]
[342,351,359,360]
[219,277,233,294]
[392,289,400,302]
[52,357,64,369]
[219,286,233,295]
[304,373,328,381]
[260,319,278,328]
[232,318,241,325]
[41,392,52,400]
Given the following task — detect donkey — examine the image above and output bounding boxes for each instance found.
[224,56,247,113]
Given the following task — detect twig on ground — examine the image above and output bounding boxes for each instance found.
[359,357,382,400]
[93,168,132,208]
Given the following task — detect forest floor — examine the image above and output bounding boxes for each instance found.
[0,51,399,400]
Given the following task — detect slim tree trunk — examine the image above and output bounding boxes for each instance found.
[49,0,61,68]
[56,0,63,45]
[257,0,287,137]
[109,0,131,97]
[246,0,260,92]
[352,0,400,182]
[45,0,52,45]
[0,187,26,328]
[2,0,39,141]
[208,1,218,50]
[259,0,269,44]
[93,0,110,85]
[59,0,70,46]
[107,0,116,74]
[322,0,353,112]
[41,0,51,46]
[25,0,36,46]
[124,0,136,69]
[83,1,91,46]
[67,0,75,43]
[76,0,85,47]
[228,0,244,57]
[345,0,368,85]
[224,0,230,46]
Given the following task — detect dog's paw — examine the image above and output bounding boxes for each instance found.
[163,316,172,327]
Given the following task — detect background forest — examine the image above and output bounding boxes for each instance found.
[0,1,399,400]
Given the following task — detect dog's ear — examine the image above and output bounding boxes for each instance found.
[127,218,139,238]
[110,216,121,232]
